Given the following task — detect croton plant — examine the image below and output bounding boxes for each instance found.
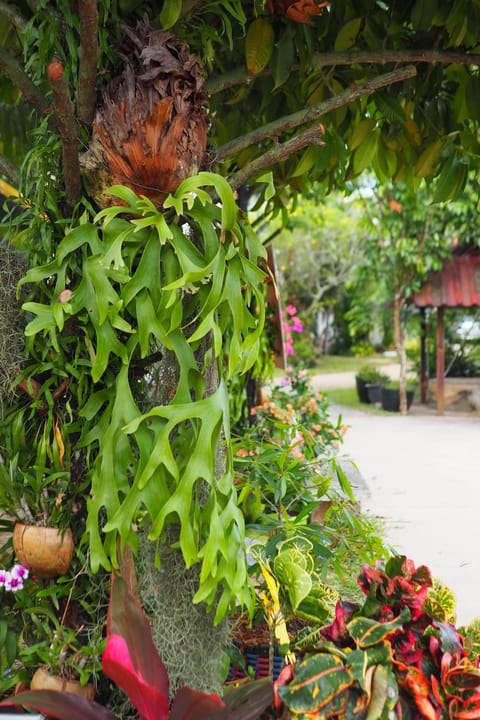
[277,556,480,719]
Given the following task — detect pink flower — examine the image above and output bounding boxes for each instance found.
[0,564,29,592]
[285,304,297,316]
[6,574,23,592]
[290,317,303,333]
[11,564,29,581]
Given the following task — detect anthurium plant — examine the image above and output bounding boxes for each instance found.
[276,556,480,719]
[4,570,273,720]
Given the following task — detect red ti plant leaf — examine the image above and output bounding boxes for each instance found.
[0,691,117,720]
[210,678,274,720]
[170,686,225,720]
[273,663,295,715]
[102,572,170,720]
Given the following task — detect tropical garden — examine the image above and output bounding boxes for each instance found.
[1,0,480,718]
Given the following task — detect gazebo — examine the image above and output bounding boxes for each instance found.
[413,251,480,414]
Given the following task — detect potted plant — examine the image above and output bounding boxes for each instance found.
[380,380,416,412]
[354,365,390,404]
[0,377,82,577]
[25,626,99,700]
[0,540,107,700]
[0,461,75,578]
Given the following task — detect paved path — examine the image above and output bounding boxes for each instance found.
[312,371,480,628]
[312,362,413,389]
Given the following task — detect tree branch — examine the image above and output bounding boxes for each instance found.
[130,350,164,377]
[0,153,19,187]
[311,48,480,71]
[229,123,325,191]
[47,60,82,210]
[0,46,46,114]
[76,0,98,126]
[218,65,417,163]
[206,49,480,95]
[0,1,28,30]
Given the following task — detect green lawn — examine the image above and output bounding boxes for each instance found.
[310,354,397,375]
[322,386,383,412]
[322,387,363,408]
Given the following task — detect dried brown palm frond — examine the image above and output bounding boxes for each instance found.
[81,17,209,208]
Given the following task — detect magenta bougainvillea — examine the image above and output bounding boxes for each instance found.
[281,304,303,356]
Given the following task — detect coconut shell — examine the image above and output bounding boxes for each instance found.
[13,524,74,578]
[30,668,95,699]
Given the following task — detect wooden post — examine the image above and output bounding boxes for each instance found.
[420,307,428,404]
[436,306,445,415]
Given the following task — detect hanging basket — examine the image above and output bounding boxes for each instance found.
[30,667,94,699]
[12,524,74,578]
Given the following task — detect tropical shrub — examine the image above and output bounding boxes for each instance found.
[233,367,391,650]
[276,556,480,720]
[355,364,390,385]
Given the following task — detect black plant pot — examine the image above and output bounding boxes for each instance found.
[366,383,382,404]
[355,377,371,403]
[381,387,414,412]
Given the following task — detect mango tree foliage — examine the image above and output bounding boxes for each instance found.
[1,1,480,208]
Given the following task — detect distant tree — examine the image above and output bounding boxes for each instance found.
[353,183,455,412]
[274,192,366,354]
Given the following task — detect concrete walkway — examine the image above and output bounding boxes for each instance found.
[313,371,480,628]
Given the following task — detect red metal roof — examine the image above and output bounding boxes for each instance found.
[413,254,480,307]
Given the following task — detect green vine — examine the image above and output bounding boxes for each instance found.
[18,172,268,623]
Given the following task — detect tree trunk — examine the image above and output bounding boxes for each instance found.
[393,293,408,414]
[135,341,230,697]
